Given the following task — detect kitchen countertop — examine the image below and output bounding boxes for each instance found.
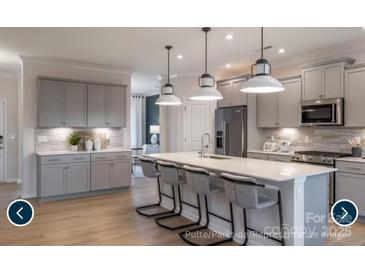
[335,156,365,163]
[35,147,131,156]
[147,152,336,182]
[247,149,292,156]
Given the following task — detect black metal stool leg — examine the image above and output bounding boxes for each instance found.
[242,209,249,246]
[278,191,285,246]
[135,178,176,217]
[155,185,202,230]
[179,195,234,246]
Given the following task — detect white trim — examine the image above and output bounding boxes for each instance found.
[0,98,6,183]
[17,178,22,184]
[4,178,19,183]
[20,56,133,74]
[21,192,36,199]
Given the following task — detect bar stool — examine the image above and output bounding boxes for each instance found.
[179,165,234,246]
[220,172,285,246]
[154,161,201,230]
[135,156,175,217]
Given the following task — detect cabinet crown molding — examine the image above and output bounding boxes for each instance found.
[302,57,355,69]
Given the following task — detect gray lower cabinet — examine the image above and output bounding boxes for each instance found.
[247,152,290,162]
[66,162,90,194]
[39,161,90,198]
[41,164,66,197]
[111,161,131,188]
[336,171,365,216]
[38,79,87,128]
[91,161,111,191]
[91,160,131,190]
[247,152,268,160]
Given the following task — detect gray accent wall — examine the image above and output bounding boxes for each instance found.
[145,94,159,144]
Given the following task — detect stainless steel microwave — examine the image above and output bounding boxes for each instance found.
[300,98,344,126]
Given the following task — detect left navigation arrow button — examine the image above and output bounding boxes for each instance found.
[7,199,34,227]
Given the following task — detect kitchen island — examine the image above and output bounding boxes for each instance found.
[147,152,336,246]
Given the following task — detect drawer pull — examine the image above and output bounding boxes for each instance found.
[73,157,85,160]
[47,159,60,162]
[346,167,362,170]
[96,157,108,160]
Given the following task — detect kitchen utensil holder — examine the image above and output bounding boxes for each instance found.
[352,147,362,157]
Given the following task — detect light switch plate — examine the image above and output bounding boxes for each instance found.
[37,135,48,143]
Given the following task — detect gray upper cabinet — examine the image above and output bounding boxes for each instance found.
[87,84,127,128]
[345,66,365,127]
[64,82,87,127]
[257,93,278,127]
[106,86,127,127]
[38,79,87,128]
[302,62,345,101]
[217,76,248,108]
[87,84,107,127]
[38,77,127,128]
[257,77,301,128]
[323,63,344,99]
[38,80,63,127]
[277,78,301,127]
[302,67,322,101]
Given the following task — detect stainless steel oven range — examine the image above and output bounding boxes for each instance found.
[290,150,350,205]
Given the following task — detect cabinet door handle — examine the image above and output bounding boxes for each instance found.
[73,157,85,160]
[96,156,108,160]
[346,167,362,171]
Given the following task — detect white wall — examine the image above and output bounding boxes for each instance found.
[0,74,19,181]
[160,75,263,153]
[20,58,132,198]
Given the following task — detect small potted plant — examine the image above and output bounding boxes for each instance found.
[67,132,82,152]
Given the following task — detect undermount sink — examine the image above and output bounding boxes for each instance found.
[202,154,231,160]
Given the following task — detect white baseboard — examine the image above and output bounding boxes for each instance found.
[21,192,37,199]
[4,178,19,183]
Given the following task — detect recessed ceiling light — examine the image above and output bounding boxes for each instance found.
[226,63,231,68]
[225,34,233,40]
[169,74,178,79]
[278,48,285,54]
[156,75,162,81]
[177,54,183,59]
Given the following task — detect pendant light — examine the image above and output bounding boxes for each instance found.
[156,45,182,105]
[240,27,284,93]
[190,27,223,101]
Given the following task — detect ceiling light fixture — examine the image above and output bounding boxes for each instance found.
[226,63,231,68]
[226,34,233,40]
[240,27,285,94]
[278,48,285,54]
[155,45,182,106]
[190,27,223,101]
[177,54,183,59]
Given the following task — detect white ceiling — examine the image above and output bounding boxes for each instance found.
[1,27,365,88]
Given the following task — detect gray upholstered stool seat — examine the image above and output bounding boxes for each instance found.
[221,172,285,246]
[154,161,201,230]
[178,165,234,246]
[135,156,175,217]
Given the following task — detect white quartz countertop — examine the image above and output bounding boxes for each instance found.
[36,148,131,156]
[247,150,292,156]
[147,152,336,182]
[335,157,365,163]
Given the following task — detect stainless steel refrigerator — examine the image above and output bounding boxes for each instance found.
[215,106,247,157]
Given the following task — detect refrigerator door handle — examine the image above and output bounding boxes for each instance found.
[223,121,229,155]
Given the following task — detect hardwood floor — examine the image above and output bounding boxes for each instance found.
[0,178,364,245]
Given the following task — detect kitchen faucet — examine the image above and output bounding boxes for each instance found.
[200,133,211,158]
